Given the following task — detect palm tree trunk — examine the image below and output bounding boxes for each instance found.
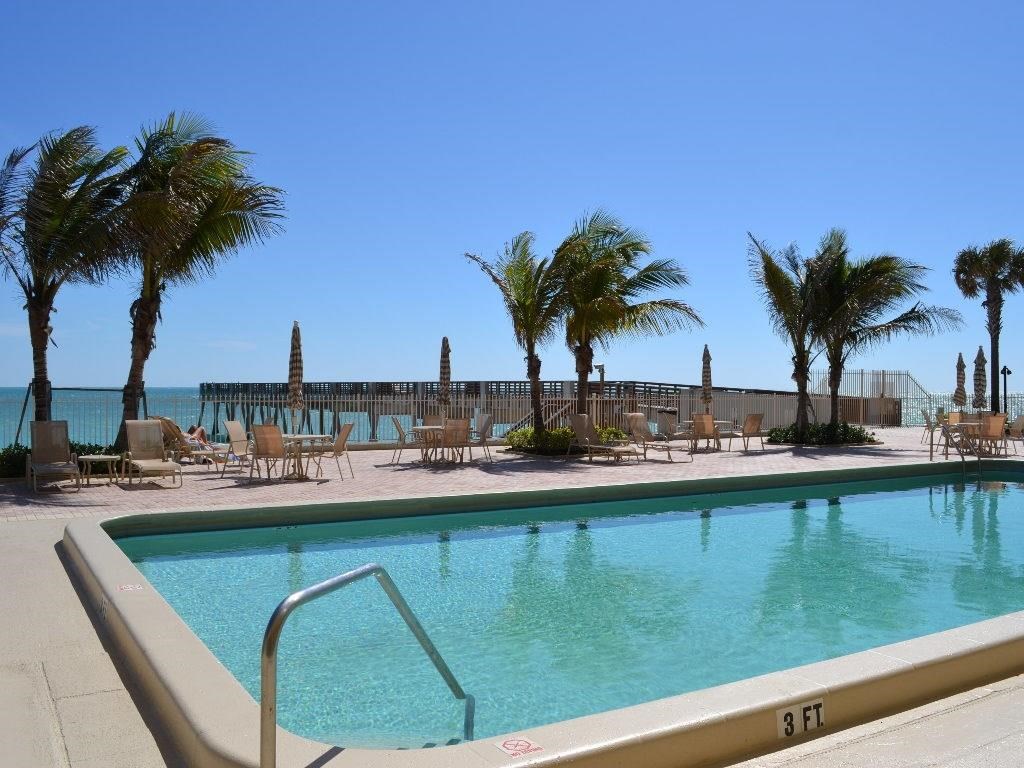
[116,292,161,448]
[26,297,53,422]
[828,364,842,425]
[574,343,594,415]
[526,346,545,434]
[793,350,810,437]
[987,290,1002,414]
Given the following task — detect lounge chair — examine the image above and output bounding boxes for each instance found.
[124,420,183,487]
[249,424,291,482]
[625,412,679,461]
[306,423,355,478]
[471,413,494,462]
[390,416,424,464]
[568,414,640,463]
[720,414,765,451]
[26,420,81,492]
[220,420,254,477]
[150,415,224,468]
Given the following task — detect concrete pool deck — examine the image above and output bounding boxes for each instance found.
[3,426,1024,766]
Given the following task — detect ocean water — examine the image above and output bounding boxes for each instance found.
[119,474,1024,749]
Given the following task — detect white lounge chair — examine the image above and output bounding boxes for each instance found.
[125,420,182,487]
[27,420,81,492]
[568,413,640,463]
[625,412,680,461]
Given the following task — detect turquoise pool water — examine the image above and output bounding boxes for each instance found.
[118,474,1024,749]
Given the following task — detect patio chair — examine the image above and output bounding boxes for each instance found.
[568,413,640,463]
[920,409,936,444]
[26,420,81,492]
[720,414,765,451]
[625,412,678,461]
[687,414,721,453]
[1007,415,1024,455]
[249,424,291,482]
[390,416,425,464]
[442,418,472,463]
[422,414,443,426]
[977,413,1008,457]
[306,423,355,478]
[471,413,494,462]
[125,420,182,487]
[220,420,254,477]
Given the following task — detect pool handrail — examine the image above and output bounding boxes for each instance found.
[260,562,474,768]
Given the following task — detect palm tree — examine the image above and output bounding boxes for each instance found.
[0,128,129,421]
[556,211,702,415]
[953,239,1024,413]
[747,231,834,437]
[818,229,962,424]
[116,114,284,440]
[466,233,563,433]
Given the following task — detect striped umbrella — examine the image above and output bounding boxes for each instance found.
[701,344,713,414]
[952,353,967,408]
[438,336,452,419]
[286,321,304,431]
[973,346,987,410]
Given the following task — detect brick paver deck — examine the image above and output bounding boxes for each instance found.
[0,426,991,523]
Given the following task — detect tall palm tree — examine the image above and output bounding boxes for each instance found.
[818,230,962,424]
[466,233,563,433]
[747,231,834,437]
[953,239,1024,413]
[116,114,284,441]
[0,128,129,421]
[557,211,702,415]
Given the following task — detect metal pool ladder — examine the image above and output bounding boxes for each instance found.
[934,424,982,482]
[260,563,475,768]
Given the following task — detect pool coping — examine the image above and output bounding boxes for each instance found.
[62,459,1024,768]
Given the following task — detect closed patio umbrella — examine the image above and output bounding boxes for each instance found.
[952,353,967,408]
[701,344,713,415]
[438,336,452,420]
[973,346,987,411]
[286,321,304,432]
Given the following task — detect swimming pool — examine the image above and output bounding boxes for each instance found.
[115,472,1024,751]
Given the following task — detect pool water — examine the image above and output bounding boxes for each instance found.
[118,474,1024,749]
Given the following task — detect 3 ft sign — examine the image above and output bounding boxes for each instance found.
[775,698,825,739]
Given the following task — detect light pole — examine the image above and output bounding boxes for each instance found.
[594,363,606,388]
[1001,365,1012,414]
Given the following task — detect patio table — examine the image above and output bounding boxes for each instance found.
[411,426,446,462]
[78,454,121,486]
[282,434,333,478]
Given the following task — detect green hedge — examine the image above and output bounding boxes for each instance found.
[766,422,878,446]
[0,441,116,478]
[506,425,630,455]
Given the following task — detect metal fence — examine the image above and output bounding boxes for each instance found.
[1,390,831,448]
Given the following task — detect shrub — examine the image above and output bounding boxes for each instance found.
[506,426,575,454]
[506,424,629,455]
[767,422,878,446]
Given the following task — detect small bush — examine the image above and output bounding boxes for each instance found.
[506,426,575,454]
[0,443,30,478]
[598,426,628,443]
[767,422,878,446]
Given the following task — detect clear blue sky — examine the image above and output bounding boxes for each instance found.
[2,0,1022,392]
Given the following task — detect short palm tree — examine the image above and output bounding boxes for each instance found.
[818,229,962,424]
[953,239,1024,413]
[747,231,833,437]
[466,232,563,433]
[0,128,129,421]
[557,211,702,415]
[116,114,284,441]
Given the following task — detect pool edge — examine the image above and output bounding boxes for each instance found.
[64,460,1024,767]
